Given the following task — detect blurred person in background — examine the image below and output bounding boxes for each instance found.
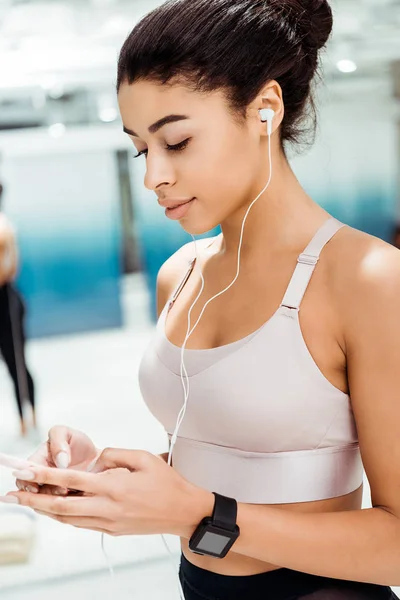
[0,181,37,437]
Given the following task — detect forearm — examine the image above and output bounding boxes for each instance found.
[235,504,400,586]
[182,490,400,586]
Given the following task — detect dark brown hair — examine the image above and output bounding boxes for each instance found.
[117,0,333,150]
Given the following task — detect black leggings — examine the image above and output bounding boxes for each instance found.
[179,553,399,600]
[0,284,35,420]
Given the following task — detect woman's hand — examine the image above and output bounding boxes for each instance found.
[16,426,101,496]
[5,449,214,537]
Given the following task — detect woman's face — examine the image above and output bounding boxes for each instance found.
[118,79,264,235]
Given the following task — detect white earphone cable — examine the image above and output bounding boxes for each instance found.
[101,112,274,600]
[170,122,272,453]
[162,120,273,599]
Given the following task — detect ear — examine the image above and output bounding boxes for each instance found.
[254,80,284,137]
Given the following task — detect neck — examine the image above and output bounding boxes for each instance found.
[218,152,329,262]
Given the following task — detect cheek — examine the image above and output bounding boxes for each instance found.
[181,162,256,236]
[197,144,256,204]
[197,133,250,179]
[177,134,257,235]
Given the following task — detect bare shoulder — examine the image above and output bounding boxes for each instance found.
[326,224,400,340]
[156,236,217,317]
[0,214,15,237]
[0,214,16,250]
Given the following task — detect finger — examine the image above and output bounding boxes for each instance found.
[27,441,50,466]
[56,518,112,533]
[35,510,111,533]
[48,425,72,469]
[35,510,57,519]
[37,484,69,496]
[15,481,38,494]
[18,482,66,496]
[90,448,150,474]
[16,480,40,493]
[4,491,106,517]
[15,444,48,492]
[11,467,100,495]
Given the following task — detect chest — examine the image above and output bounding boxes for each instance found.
[139,304,356,455]
[164,259,347,394]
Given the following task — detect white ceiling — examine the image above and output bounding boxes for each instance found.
[0,0,160,92]
[0,0,399,123]
[331,0,400,71]
[0,0,399,84]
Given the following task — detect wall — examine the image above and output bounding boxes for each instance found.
[0,126,126,338]
[292,90,397,242]
[0,84,397,336]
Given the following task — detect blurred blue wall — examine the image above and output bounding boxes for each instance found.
[0,95,397,338]
[3,145,123,338]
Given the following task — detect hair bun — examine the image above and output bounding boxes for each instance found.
[303,0,333,52]
[268,0,333,54]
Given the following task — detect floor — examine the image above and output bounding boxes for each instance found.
[0,274,399,599]
[0,559,184,600]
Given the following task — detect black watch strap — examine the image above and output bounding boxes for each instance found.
[211,492,237,532]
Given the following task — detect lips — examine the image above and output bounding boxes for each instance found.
[163,198,196,221]
[158,198,194,209]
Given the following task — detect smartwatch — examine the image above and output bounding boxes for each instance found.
[188,492,240,559]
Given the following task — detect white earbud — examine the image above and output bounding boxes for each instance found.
[165,99,276,600]
[259,108,275,136]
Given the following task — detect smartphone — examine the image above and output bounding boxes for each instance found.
[0,452,35,471]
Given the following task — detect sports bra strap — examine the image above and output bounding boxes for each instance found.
[168,235,219,307]
[169,257,196,307]
[281,217,345,310]
[168,221,345,312]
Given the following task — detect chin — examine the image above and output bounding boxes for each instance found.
[179,219,219,237]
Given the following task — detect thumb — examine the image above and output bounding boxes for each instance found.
[48,426,71,469]
[89,448,149,474]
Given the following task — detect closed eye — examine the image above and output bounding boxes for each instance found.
[133,138,191,159]
[133,149,148,159]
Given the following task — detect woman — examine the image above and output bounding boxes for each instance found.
[3,0,400,598]
[0,182,36,437]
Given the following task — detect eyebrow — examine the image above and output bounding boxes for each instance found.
[123,114,190,138]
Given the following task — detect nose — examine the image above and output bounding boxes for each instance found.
[144,152,177,192]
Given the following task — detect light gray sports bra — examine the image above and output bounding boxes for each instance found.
[138,217,364,504]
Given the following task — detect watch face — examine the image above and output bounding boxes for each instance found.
[189,519,240,558]
[196,531,231,555]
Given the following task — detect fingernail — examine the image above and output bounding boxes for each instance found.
[55,451,69,469]
[0,496,20,504]
[26,485,38,494]
[53,488,67,496]
[12,470,35,481]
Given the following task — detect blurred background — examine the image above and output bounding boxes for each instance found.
[0,0,399,598]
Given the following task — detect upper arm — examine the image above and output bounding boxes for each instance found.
[0,215,18,283]
[339,239,400,517]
